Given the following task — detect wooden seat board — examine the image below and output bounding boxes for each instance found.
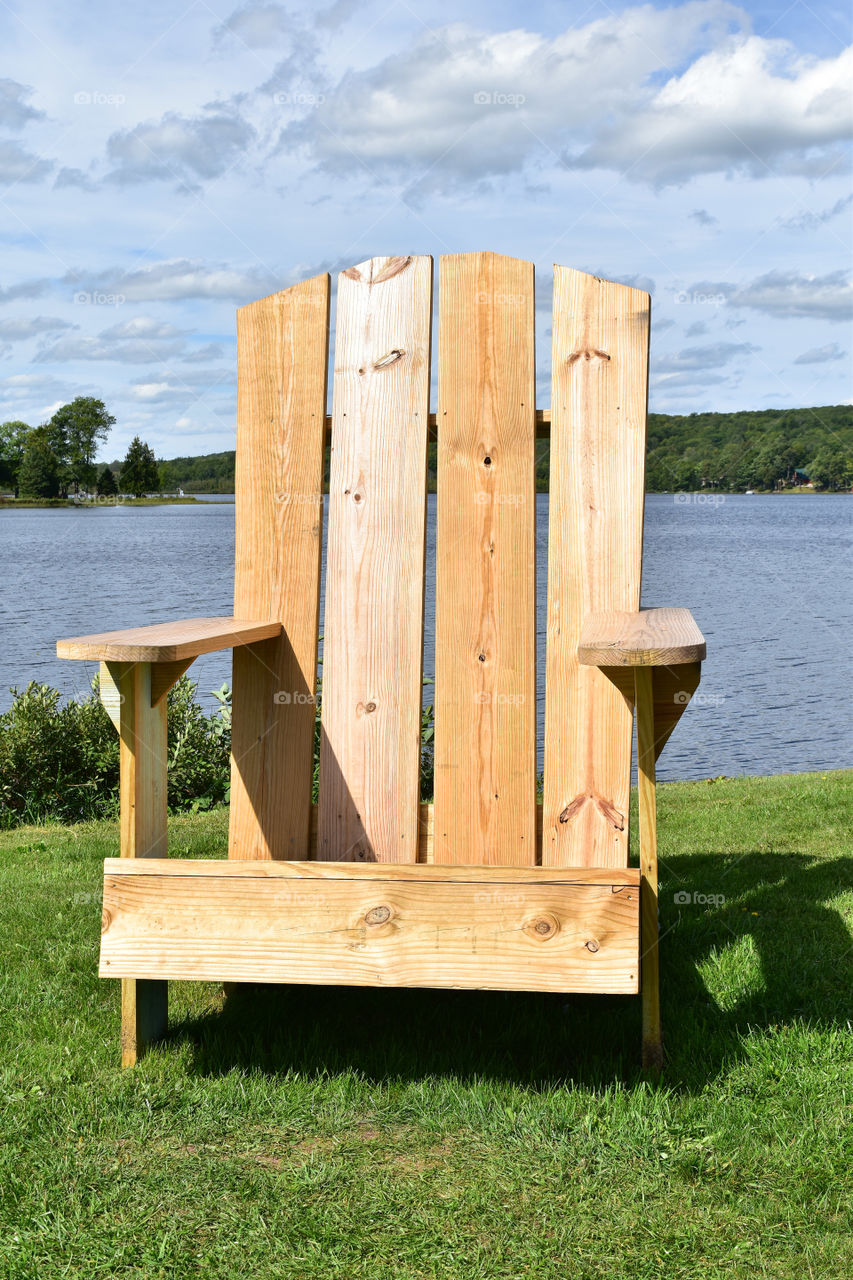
[100,862,640,994]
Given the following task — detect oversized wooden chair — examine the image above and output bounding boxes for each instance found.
[57,253,705,1072]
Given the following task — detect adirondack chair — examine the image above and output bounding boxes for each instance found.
[57,253,705,1073]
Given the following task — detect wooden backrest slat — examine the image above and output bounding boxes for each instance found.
[229,275,330,860]
[317,255,432,862]
[542,268,649,868]
[433,252,537,865]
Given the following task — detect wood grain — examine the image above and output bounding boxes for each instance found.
[636,666,662,1073]
[543,268,650,868]
[229,273,330,860]
[592,663,703,765]
[651,663,702,761]
[106,660,168,1066]
[318,255,432,862]
[333,409,553,441]
[434,251,537,866]
[57,617,280,663]
[578,608,705,667]
[100,863,639,994]
[104,857,641,887]
[98,661,122,732]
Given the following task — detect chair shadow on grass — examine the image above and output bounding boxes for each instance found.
[167,851,853,1092]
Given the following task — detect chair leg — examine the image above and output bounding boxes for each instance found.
[121,979,168,1068]
[635,667,663,1076]
[106,661,170,1067]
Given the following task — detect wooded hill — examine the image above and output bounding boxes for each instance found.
[151,405,853,494]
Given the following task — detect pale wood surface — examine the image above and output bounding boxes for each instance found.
[590,661,703,764]
[98,661,122,733]
[579,608,705,667]
[100,865,639,993]
[434,251,537,866]
[104,857,641,887]
[315,799,539,864]
[650,663,702,761]
[543,268,650,869]
[229,273,330,860]
[57,617,280,663]
[331,408,553,440]
[107,661,168,1066]
[318,255,432,862]
[150,658,195,706]
[636,666,662,1073]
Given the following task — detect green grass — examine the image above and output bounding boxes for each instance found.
[1,771,851,1279]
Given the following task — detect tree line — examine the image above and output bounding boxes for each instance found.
[131,405,853,495]
[3,402,851,500]
[0,401,162,499]
[640,405,852,493]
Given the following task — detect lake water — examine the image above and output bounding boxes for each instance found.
[1,495,850,782]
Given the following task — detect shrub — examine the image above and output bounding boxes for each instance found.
[0,676,231,829]
[0,672,435,830]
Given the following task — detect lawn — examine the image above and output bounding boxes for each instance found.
[1,771,851,1279]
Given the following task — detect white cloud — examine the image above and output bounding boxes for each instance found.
[0,316,74,340]
[793,342,847,365]
[0,79,44,130]
[54,166,98,191]
[283,4,749,192]
[279,7,852,192]
[0,279,51,304]
[181,343,227,363]
[100,317,188,341]
[0,372,84,417]
[575,38,853,185]
[0,139,53,184]
[702,269,853,321]
[34,315,192,364]
[216,4,295,48]
[64,259,280,303]
[654,341,758,371]
[34,336,186,364]
[105,110,256,186]
[780,194,853,232]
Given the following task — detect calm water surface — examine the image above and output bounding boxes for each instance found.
[1,495,850,781]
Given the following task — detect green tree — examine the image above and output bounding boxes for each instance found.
[97,465,118,496]
[120,436,159,497]
[0,420,30,495]
[158,459,174,493]
[808,448,853,492]
[17,427,60,498]
[50,397,115,493]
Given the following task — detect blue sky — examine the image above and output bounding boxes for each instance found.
[0,0,851,459]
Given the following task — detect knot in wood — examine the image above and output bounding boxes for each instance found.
[585,939,600,953]
[101,908,112,934]
[365,905,391,926]
[373,348,405,370]
[524,911,559,941]
[365,701,376,713]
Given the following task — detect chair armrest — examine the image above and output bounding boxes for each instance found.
[578,608,705,668]
[56,617,281,663]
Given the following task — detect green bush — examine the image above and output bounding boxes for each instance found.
[0,672,435,830]
[0,681,118,827]
[0,676,231,829]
